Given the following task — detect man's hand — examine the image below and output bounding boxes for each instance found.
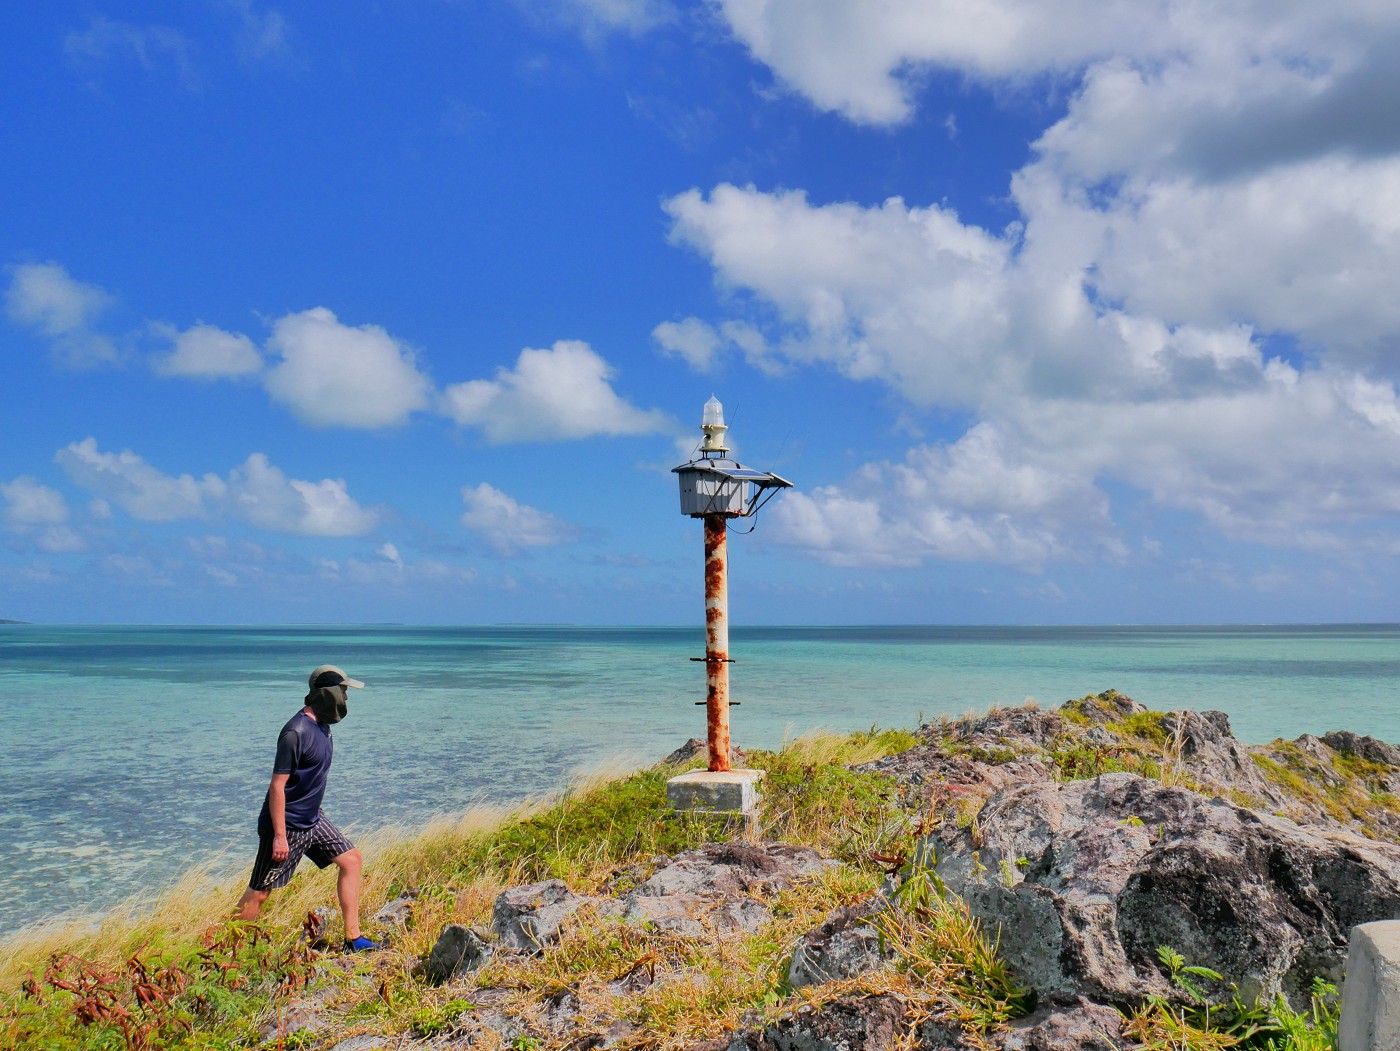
[267,774,291,861]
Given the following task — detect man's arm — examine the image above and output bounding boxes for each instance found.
[267,773,291,861]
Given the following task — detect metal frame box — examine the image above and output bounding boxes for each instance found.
[676,464,749,517]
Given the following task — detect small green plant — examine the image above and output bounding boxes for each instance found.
[1126,947,1341,1050]
[970,851,987,879]
[1157,945,1224,1006]
[408,997,475,1037]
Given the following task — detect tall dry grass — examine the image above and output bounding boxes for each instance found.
[0,766,631,992]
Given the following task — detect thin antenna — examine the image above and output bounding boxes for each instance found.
[770,428,792,471]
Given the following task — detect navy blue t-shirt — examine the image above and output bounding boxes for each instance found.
[257,711,334,831]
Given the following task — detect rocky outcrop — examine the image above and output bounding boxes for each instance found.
[633,841,832,897]
[371,891,417,930]
[423,924,491,985]
[926,771,1400,1008]
[665,737,748,767]
[1157,708,1288,806]
[1322,731,1400,773]
[485,842,836,951]
[492,878,599,953]
[992,998,1128,1051]
[861,690,1400,840]
[787,900,891,988]
[717,993,1128,1050]
[724,993,910,1050]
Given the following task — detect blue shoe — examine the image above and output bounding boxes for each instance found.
[345,935,379,952]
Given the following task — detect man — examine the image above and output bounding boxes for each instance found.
[235,664,378,952]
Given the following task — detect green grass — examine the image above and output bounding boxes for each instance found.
[0,712,1357,1051]
[0,728,920,1051]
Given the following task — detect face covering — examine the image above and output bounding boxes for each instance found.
[306,684,348,725]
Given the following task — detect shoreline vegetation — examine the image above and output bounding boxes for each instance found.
[4,690,1390,1050]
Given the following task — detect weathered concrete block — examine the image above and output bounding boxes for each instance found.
[665,769,764,814]
[1340,921,1400,1051]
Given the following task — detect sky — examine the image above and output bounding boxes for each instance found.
[4,1,1400,625]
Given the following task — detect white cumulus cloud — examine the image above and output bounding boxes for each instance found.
[152,321,263,378]
[665,184,1015,407]
[441,340,672,442]
[461,483,578,555]
[1,477,70,526]
[5,262,118,366]
[226,453,378,537]
[772,424,1121,570]
[665,181,1400,563]
[55,438,378,537]
[57,438,226,522]
[653,317,723,372]
[0,477,84,554]
[713,0,1400,127]
[264,307,433,428]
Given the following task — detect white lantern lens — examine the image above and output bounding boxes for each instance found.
[702,396,725,428]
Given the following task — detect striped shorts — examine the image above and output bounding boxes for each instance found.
[248,813,355,891]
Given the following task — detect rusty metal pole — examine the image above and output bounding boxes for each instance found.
[704,513,731,772]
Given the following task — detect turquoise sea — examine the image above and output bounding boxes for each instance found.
[3,623,1399,931]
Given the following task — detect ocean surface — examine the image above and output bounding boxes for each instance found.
[3,623,1399,931]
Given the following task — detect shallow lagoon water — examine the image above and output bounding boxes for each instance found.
[2,623,1398,929]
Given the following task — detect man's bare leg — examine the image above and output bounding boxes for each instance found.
[333,848,364,940]
[235,887,270,921]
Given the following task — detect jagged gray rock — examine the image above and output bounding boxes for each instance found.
[717,993,1128,1051]
[991,998,1128,1050]
[424,923,491,985]
[491,878,601,953]
[483,843,836,962]
[1322,731,1400,791]
[927,772,1400,1008]
[611,841,837,937]
[371,891,417,930]
[724,993,909,1050]
[665,737,747,766]
[620,892,773,937]
[787,901,892,988]
[633,841,835,898]
[1157,709,1287,806]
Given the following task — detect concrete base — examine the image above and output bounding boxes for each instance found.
[666,769,764,814]
[1340,921,1400,1051]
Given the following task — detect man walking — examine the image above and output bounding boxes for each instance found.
[235,664,378,952]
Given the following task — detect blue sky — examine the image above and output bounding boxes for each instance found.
[5,1,1400,625]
